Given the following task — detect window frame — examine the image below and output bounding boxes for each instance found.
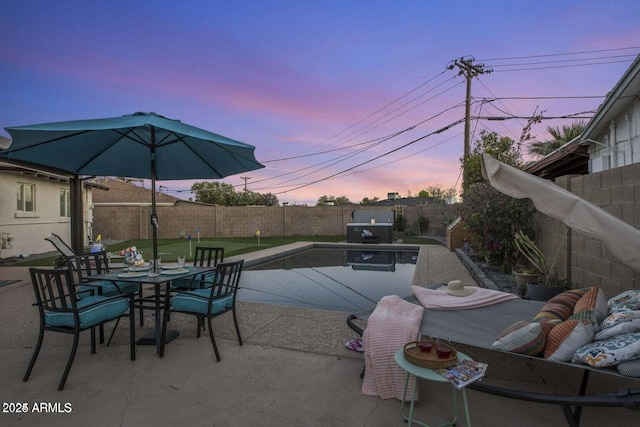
[59,188,71,218]
[17,182,36,213]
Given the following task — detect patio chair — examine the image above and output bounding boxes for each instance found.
[170,246,225,290]
[66,251,141,298]
[66,251,143,331]
[161,259,243,361]
[23,268,136,390]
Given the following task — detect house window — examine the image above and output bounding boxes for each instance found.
[60,189,71,218]
[17,183,35,212]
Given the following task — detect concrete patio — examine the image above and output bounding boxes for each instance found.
[0,244,638,426]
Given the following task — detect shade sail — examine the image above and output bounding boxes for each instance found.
[481,153,640,273]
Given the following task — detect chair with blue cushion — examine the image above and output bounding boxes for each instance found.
[66,251,143,335]
[66,251,140,298]
[170,246,225,291]
[162,259,243,361]
[23,268,136,390]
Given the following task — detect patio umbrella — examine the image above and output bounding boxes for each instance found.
[0,112,264,261]
[481,153,640,272]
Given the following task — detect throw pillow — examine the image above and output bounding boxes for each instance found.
[572,333,640,368]
[601,310,640,330]
[492,321,546,356]
[574,287,607,324]
[533,302,574,323]
[608,289,640,312]
[543,320,595,362]
[548,288,589,310]
[594,319,640,341]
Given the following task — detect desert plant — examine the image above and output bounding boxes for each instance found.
[514,230,561,286]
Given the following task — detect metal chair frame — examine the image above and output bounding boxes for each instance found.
[23,268,136,390]
[161,259,243,361]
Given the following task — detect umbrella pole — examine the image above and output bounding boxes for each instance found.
[70,176,85,252]
[150,128,159,263]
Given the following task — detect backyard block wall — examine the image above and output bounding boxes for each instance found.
[92,203,460,242]
[539,162,640,295]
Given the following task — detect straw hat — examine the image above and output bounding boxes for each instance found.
[439,280,477,297]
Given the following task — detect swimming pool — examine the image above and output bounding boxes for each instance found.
[239,247,419,312]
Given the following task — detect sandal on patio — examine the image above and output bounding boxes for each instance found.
[345,338,364,352]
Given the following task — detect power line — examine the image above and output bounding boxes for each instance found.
[261,110,598,195]
[486,53,638,68]
[475,95,605,100]
[477,46,640,62]
[490,58,635,73]
[277,118,468,195]
[253,101,466,188]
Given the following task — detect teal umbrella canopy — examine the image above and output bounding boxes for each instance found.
[1,112,264,180]
[1,112,265,258]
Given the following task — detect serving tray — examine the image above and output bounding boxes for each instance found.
[403,340,458,369]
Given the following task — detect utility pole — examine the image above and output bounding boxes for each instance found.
[448,57,491,162]
[240,176,251,191]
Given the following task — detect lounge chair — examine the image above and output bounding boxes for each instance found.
[45,233,77,268]
[347,285,640,427]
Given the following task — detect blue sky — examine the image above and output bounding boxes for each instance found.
[2,1,640,205]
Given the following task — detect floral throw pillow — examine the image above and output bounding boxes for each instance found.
[572,333,640,368]
[600,310,640,330]
[594,319,640,341]
[608,289,640,312]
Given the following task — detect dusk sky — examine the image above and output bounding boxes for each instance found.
[2,1,640,205]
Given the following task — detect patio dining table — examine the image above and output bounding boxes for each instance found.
[86,266,215,357]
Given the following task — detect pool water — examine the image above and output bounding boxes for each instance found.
[239,247,419,312]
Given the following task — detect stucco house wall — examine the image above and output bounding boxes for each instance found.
[0,165,94,257]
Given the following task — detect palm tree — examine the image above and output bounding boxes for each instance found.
[528,121,586,157]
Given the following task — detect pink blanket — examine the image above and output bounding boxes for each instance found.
[362,295,424,400]
[412,285,519,310]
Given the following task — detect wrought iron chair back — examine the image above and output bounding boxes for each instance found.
[162,259,244,361]
[23,268,135,390]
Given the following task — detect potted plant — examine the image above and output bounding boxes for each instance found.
[514,230,566,301]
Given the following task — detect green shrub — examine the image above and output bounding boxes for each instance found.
[461,182,535,271]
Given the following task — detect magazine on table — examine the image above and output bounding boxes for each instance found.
[434,360,488,389]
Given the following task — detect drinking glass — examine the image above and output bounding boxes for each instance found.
[148,258,161,277]
[177,256,186,268]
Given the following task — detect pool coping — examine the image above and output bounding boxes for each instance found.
[235,241,422,269]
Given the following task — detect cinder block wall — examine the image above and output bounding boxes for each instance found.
[92,203,460,241]
[539,163,640,295]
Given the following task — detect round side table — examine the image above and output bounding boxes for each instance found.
[394,349,473,427]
